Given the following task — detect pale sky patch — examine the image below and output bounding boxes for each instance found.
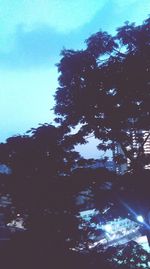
[0,67,58,141]
[113,0,138,8]
[113,0,150,19]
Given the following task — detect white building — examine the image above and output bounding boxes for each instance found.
[115,130,150,172]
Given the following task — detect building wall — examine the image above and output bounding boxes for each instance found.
[116,130,150,172]
[143,131,150,169]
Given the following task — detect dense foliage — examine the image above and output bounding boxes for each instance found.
[54,18,150,171]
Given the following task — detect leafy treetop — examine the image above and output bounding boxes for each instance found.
[54,18,150,171]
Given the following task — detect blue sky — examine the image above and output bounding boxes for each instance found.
[0,0,150,158]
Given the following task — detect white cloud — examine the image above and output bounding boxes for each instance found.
[0,0,106,53]
[0,0,149,54]
[23,0,107,32]
[0,0,106,34]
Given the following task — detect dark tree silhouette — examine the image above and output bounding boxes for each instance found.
[0,124,81,177]
[54,17,150,172]
[0,124,86,213]
[0,124,88,266]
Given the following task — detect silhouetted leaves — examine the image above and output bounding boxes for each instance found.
[54,17,150,172]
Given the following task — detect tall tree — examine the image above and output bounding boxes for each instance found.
[54,18,150,172]
[0,124,84,212]
[0,124,82,178]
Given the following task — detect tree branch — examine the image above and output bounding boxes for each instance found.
[119,142,133,162]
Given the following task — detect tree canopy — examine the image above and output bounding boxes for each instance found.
[0,124,86,213]
[54,18,150,171]
[0,124,82,178]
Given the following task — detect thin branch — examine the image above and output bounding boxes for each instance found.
[119,142,133,162]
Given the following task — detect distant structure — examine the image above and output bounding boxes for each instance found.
[126,130,150,170]
[75,130,150,175]
[87,160,116,172]
[113,145,127,174]
[114,130,150,173]
[91,130,150,174]
[75,158,124,175]
[143,131,150,169]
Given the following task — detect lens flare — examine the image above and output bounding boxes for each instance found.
[137,215,144,223]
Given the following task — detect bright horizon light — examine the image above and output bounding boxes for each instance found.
[137,215,144,223]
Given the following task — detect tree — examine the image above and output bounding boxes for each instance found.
[0,124,85,212]
[0,124,82,178]
[54,17,150,172]
[0,124,89,260]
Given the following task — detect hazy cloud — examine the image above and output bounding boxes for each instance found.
[0,0,149,70]
[0,0,106,34]
[0,25,64,69]
[0,23,90,69]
